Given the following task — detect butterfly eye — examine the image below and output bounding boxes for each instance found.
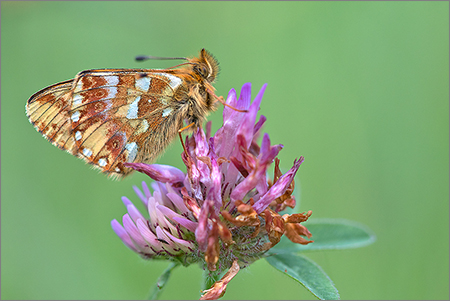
[194,65,210,79]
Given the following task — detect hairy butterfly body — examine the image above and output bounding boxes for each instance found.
[26,49,219,178]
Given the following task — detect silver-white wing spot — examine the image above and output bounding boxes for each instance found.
[73,94,83,107]
[136,77,151,92]
[125,142,138,162]
[71,111,80,122]
[126,96,141,119]
[162,108,172,117]
[83,148,93,157]
[75,131,82,141]
[98,158,107,167]
[154,73,182,89]
[105,75,119,86]
[75,80,83,93]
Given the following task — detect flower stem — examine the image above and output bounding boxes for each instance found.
[147,262,179,300]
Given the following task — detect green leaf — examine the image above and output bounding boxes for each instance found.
[271,218,376,254]
[147,262,179,300]
[266,253,340,300]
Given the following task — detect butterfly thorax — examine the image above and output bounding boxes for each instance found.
[174,49,220,128]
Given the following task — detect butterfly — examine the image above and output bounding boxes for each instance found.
[26,49,223,178]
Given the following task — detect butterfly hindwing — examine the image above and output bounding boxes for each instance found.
[26,80,79,154]
[61,69,185,176]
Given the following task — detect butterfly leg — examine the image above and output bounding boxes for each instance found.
[178,122,195,158]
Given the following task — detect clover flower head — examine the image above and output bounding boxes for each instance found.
[111,83,313,300]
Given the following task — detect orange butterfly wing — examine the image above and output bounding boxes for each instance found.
[26,79,78,153]
[27,69,187,177]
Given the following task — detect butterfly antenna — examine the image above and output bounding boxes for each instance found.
[135,55,187,62]
[166,62,194,69]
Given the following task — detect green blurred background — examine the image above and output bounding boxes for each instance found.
[1,1,448,300]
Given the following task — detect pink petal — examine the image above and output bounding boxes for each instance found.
[195,128,212,189]
[126,204,146,225]
[132,186,148,207]
[121,196,133,207]
[156,204,188,227]
[172,216,198,233]
[237,84,267,149]
[147,196,158,230]
[142,181,152,200]
[154,182,175,210]
[252,157,304,214]
[155,226,176,250]
[111,219,139,253]
[163,230,195,252]
[205,121,212,140]
[166,192,189,214]
[195,201,212,251]
[122,214,149,251]
[207,149,223,211]
[253,115,267,136]
[222,88,239,122]
[136,219,162,250]
[124,163,185,184]
[215,86,250,158]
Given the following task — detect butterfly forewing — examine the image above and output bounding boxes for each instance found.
[26,49,220,178]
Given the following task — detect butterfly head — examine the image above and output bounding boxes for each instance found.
[190,49,220,84]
